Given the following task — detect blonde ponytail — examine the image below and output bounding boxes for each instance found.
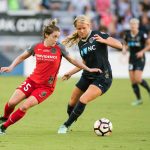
[62,15,91,47]
[62,31,80,47]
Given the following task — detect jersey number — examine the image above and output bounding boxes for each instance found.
[21,82,32,91]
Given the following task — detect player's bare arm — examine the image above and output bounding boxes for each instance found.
[0,51,31,73]
[64,54,102,73]
[62,60,86,80]
[94,34,123,50]
[136,38,150,58]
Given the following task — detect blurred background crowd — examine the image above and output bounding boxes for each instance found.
[0,0,150,77]
[0,0,150,38]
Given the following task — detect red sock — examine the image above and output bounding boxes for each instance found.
[3,103,15,119]
[3,108,26,129]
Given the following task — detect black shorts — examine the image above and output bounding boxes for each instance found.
[129,58,145,71]
[76,75,112,94]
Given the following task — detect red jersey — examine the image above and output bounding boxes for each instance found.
[27,42,68,88]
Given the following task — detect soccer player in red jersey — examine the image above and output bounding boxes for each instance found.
[0,19,100,135]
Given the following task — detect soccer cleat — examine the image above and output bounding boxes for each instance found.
[57,125,68,134]
[0,117,7,124]
[131,99,143,106]
[0,125,6,135]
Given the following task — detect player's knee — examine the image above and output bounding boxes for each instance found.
[79,97,88,104]
[8,101,17,108]
[134,78,142,84]
[70,96,78,105]
[20,105,29,112]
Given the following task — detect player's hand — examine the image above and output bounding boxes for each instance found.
[89,68,102,73]
[62,73,71,81]
[0,67,12,73]
[94,34,106,43]
[136,51,144,58]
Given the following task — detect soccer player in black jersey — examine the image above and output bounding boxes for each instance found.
[123,18,150,106]
[57,15,123,134]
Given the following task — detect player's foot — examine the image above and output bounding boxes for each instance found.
[0,117,7,124]
[131,99,143,106]
[57,125,68,134]
[0,125,6,135]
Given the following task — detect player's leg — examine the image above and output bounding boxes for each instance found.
[67,76,90,116]
[58,85,103,134]
[135,70,150,95]
[0,89,26,124]
[0,78,36,124]
[129,70,142,105]
[65,85,102,126]
[67,87,84,116]
[140,79,150,95]
[0,87,52,134]
[0,96,38,134]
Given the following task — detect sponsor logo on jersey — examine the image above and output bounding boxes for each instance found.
[128,41,141,47]
[81,45,96,56]
[36,54,57,59]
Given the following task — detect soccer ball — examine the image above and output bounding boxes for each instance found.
[93,118,113,136]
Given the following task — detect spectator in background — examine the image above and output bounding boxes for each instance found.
[0,0,7,12]
[95,0,117,36]
[117,0,130,17]
[139,13,150,36]
[139,0,150,12]
[23,0,42,10]
[68,0,90,15]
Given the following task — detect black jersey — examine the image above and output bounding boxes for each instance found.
[78,30,112,79]
[124,31,147,62]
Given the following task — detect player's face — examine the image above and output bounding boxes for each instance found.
[130,22,139,31]
[46,31,60,46]
[76,22,90,39]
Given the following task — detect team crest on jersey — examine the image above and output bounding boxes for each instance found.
[51,48,56,54]
[104,70,109,79]
[89,37,94,43]
[48,76,54,84]
[40,91,47,97]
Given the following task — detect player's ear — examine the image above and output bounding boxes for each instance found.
[45,33,49,38]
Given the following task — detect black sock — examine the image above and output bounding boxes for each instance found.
[64,101,86,127]
[140,80,150,93]
[132,84,141,100]
[67,104,74,116]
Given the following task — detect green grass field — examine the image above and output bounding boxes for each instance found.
[0,76,150,150]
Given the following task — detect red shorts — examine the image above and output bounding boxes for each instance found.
[17,78,54,103]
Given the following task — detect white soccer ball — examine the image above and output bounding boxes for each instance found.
[94,118,113,136]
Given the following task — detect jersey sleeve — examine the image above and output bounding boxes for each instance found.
[26,44,35,56]
[58,43,69,57]
[99,32,109,39]
[142,32,148,42]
